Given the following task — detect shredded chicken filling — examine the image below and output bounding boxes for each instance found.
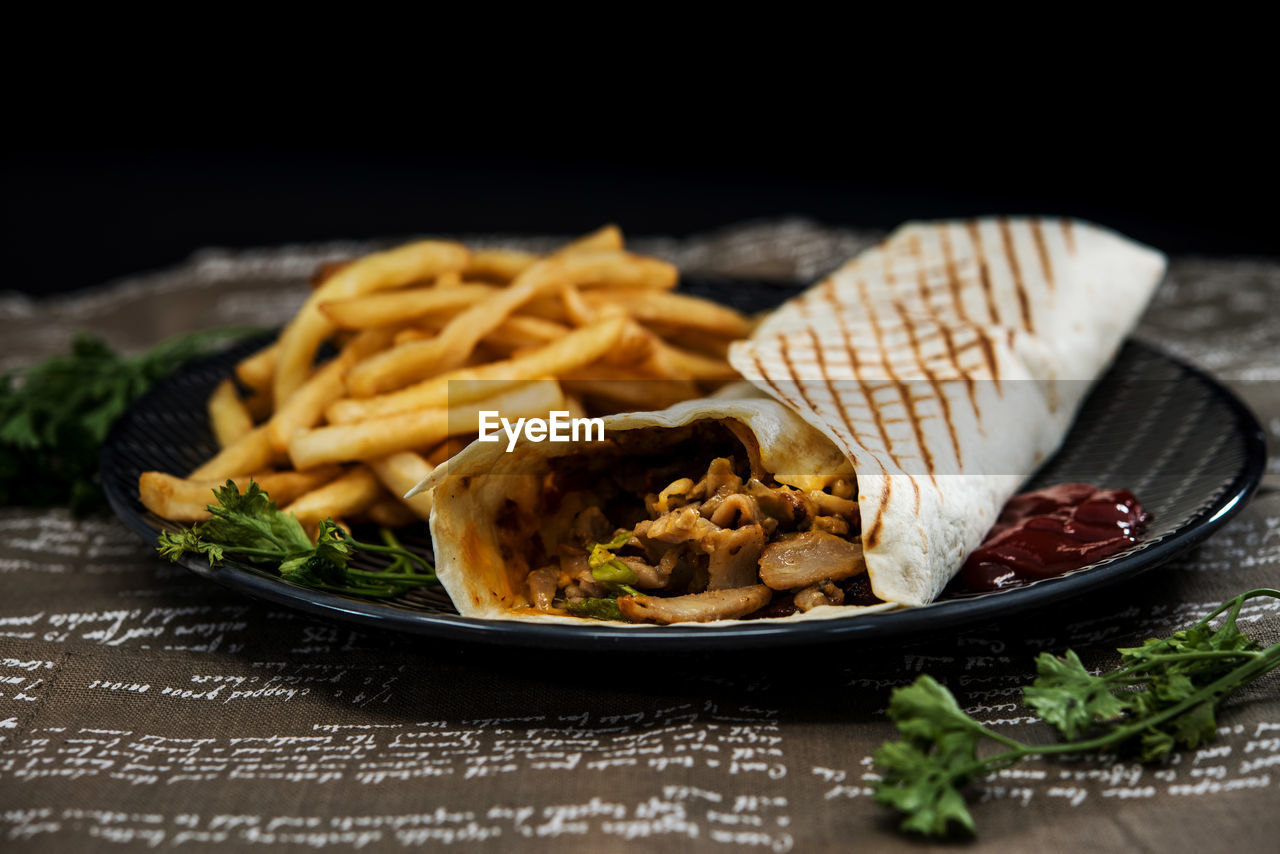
[521,423,880,623]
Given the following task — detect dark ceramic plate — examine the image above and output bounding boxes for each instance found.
[101,279,1267,650]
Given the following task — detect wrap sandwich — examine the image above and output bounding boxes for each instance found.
[411,218,1167,624]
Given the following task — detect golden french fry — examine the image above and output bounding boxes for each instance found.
[563,394,588,421]
[515,295,571,323]
[207,379,254,448]
[560,366,700,411]
[434,270,463,289]
[290,380,564,469]
[266,329,394,452]
[425,435,476,466]
[319,283,496,330]
[558,224,623,254]
[139,467,343,522]
[465,248,540,281]
[608,321,740,381]
[328,316,625,424]
[583,288,754,338]
[189,426,278,480]
[345,253,671,395]
[559,284,597,326]
[273,240,470,402]
[242,389,274,422]
[367,452,436,522]
[646,337,742,381]
[393,327,431,346]
[235,342,279,393]
[365,497,419,528]
[657,327,736,359]
[479,315,573,353]
[311,259,353,287]
[282,466,385,526]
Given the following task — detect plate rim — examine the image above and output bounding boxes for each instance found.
[101,336,1268,652]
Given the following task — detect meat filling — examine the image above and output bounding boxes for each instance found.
[523,422,878,623]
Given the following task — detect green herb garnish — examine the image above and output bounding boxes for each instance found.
[157,480,436,597]
[873,588,1280,838]
[1,329,255,513]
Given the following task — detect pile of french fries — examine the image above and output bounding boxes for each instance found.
[138,226,753,532]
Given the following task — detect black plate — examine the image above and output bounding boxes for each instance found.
[101,282,1267,651]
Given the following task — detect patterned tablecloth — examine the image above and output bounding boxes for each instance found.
[1,220,1277,853]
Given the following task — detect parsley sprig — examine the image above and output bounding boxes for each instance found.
[873,588,1280,837]
[157,480,437,598]
[1,329,256,513]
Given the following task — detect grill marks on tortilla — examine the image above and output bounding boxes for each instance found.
[894,301,960,473]
[855,277,927,511]
[804,326,862,470]
[906,236,964,469]
[1030,216,1055,290]
[966,220,1001,326]
[998,217,1035,334]
[1061,217,1076,254]
[819,280,894,472]
[940,224,999,385]
[749,351,802,417]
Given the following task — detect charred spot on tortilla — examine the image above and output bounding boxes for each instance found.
[497,419,879,623]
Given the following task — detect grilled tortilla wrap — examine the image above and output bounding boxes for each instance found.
[413,217,1166,623]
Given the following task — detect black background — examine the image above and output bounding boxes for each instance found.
[5,105,1276,297]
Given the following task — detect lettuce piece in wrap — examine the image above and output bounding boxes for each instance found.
[412,217,1167,624]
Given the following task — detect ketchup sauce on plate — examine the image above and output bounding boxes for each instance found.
[960,483,1150,591]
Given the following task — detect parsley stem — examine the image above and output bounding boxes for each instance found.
[966,640,1280,777]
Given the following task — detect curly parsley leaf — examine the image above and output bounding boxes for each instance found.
[872,676,981,837]
[1024,649,1130,739]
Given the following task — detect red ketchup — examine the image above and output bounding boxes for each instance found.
[960,483,1150,591]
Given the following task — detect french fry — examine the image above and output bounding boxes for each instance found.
[583,288,754,337]
[139,467,343,522]
[559,284,597,326]
[434,270,463,289]
[235,342,279,393]
[645,337,742,381]
[311,259,353,287]
[563,394,588,421]
[189,425,278,480]
[242,388,273,422]
[266,329,394,452]
[207,378,254,448]
[365,497,419,528]
[367,451,436,522]
[558,224,623,254]
[465,248,540,281]
[480,315,573,353]
[328,316,625,423]
[282,466,385,526]
[273,239,469,402]
[319,283,496,330]
[345,253,672,395]
[425,435,475,466]
[560,367,700,410]
[610,321,740,381]
[289,379,564,469]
